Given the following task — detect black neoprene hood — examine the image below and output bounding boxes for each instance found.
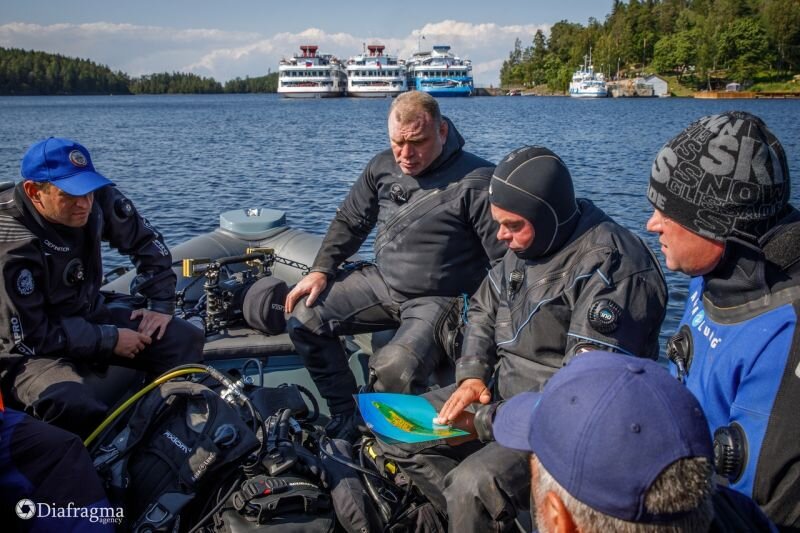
[490,146,580,259]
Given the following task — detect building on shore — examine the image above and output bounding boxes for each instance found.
[607,77,660,97]
[644,75,670,97]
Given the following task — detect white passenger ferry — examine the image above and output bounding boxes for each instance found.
[345,44,407,98]
[569,48,608,98]
[277,45,347,98]
[406,45,473,97]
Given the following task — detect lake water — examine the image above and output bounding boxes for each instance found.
[1,93,799,349]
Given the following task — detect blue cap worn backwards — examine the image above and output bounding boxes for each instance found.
[21,137,113,196]
[494,351,712,524]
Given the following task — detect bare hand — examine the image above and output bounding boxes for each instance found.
[285,272,328,313]
[447,410,478,446]
[131,308,172,340]
[114,328,152,358]
[434,378,491,425]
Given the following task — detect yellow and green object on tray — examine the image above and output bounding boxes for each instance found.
[357,392,469,444]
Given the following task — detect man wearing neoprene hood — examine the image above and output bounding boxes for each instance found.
[285,92,504,441]
[379,146,668,532]
[647,111,800,529]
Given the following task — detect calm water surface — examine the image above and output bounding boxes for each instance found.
[2,94,799,349]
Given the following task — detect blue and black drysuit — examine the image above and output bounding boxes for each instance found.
[670,211,800,530]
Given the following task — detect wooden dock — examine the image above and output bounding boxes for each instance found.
[694,91,799,99]
[694,91,756,99]
[754,91,800,98]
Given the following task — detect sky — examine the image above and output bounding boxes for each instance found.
[0,1,613,86]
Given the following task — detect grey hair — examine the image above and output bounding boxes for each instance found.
[389,91,442,126]
[26,180,53,191]
[532,455,714,533]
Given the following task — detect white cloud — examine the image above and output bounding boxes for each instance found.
[0,20,549,86]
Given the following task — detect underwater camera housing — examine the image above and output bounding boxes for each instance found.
[181,248,276,335]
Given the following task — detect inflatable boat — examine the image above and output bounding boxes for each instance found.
[93,207,525,533]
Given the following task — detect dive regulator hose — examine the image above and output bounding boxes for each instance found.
[83,363,258,447]
[83,365,208,447]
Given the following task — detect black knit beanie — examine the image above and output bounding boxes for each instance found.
[490,146,580,259]
[647,111,790,242]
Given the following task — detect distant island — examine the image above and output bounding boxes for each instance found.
[500,0,800,96]
[0,47,278,95]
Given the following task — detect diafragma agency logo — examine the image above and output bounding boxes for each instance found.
[14,500,124,524]
[15,499,36,520]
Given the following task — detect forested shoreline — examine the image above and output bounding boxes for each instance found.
[500,0,800,93]
[0,47,278,95]
[3,1,798,96]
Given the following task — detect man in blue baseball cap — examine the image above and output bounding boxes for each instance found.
[0,137,204,438]
[494,351,774,532]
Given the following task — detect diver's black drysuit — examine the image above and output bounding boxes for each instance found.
[0,183,204,437]
[379,147,668,532]
[287,118,505,416]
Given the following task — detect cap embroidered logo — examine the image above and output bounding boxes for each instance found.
[68,150,88,167]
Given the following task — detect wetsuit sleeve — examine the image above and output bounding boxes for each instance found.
[311,160,380,276]
[457,268,504,443]
[712,486,778,532]
[96,187,177,314]
[456,264,503,385]
[739,319,800,530]
[0,409,115,531]
[564,249,667,361]
[464,169,505,265]
[0,237,117,362]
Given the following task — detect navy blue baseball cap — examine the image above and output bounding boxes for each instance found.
[494,351,712,523]
[21,137,113,196]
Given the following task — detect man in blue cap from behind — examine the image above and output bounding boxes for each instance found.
[494,351,774,532]
[0,137,204,438]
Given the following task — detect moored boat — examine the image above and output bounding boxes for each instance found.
[569,48,608,98]
[345,44,407,98]
[277,45,347,98]
[406,45,473,97]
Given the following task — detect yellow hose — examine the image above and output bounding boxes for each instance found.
[83,366,208,447]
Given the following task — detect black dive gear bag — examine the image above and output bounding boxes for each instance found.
[93,380,260,532]
[357,438,446,533]
[212,409,381,533]
[213,473,334,533]
[91,365,439,533]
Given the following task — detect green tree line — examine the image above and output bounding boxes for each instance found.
[501,0,800,92]
[224,74,279,93]
[129,72,223,94]
[0,47,130,95]
[0,47,278,95]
